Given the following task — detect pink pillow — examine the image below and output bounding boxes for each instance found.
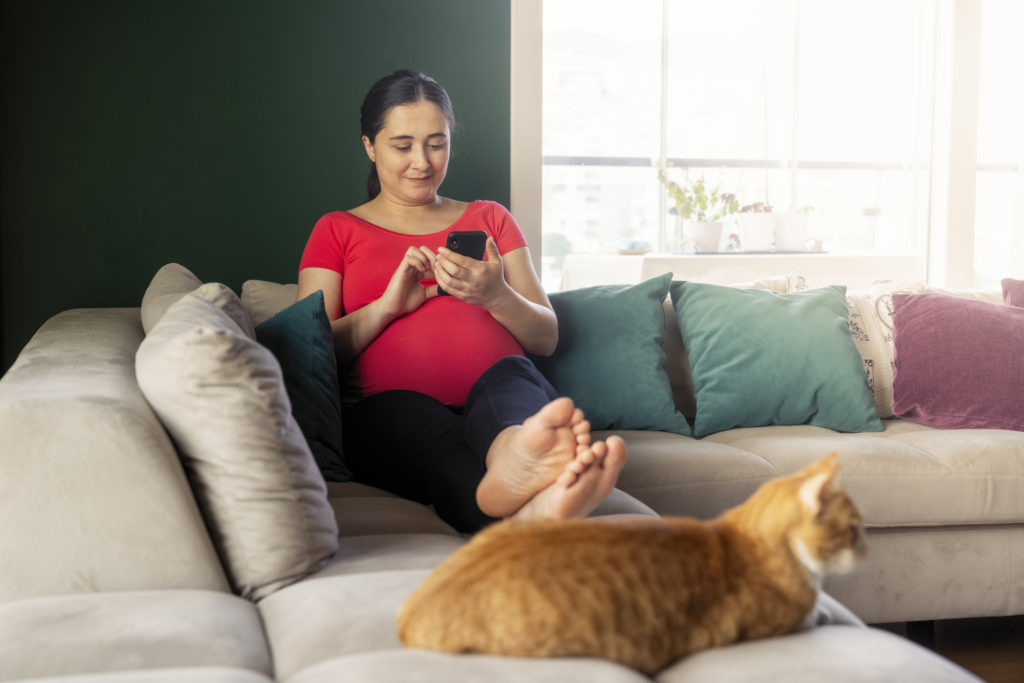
[1003,277,1024,307]
[892,293,1024,431]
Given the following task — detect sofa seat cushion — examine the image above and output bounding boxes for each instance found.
[610,419,1024,527]
[286,649,652,682]
[656,624,979,682]
[15,668,273,682]
[0,590,271,681]
[260,568,432,680]
[261,543,863,683]
[327,484,464,538]
[287,623,977,683]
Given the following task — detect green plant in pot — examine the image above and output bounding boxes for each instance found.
[658,167,738,252]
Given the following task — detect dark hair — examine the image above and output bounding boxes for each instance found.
[361,70,456,200]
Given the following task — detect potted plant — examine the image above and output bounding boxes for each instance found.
[735,202,775,252]
[658,167,738,252]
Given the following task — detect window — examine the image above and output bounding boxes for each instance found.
[532,0,956,290]
[975,0,1024,289]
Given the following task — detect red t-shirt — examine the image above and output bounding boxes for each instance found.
[299,200,529,406]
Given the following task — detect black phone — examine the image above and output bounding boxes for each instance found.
[437,230,488,296]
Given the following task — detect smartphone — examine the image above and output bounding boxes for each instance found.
[437,230,488,296]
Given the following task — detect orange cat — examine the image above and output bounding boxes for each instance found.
[397,454,866,675]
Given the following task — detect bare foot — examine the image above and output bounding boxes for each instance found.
[514,436,628,521]
[475,397,591,518]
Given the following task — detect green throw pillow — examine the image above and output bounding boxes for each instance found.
[255,291,351,481]
[670,282,882,438]
[529,273,691,435]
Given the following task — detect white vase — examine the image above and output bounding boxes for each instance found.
[736,213,775,252]
[687,220,724,252]
[775,212,810,251]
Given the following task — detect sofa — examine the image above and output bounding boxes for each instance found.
[3,262,1020,682]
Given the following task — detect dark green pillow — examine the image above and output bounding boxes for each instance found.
[670,281,883,438]
[529,273,690,435]
[255,291,351,481]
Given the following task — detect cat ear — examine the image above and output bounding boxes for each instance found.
[798,454,839,513]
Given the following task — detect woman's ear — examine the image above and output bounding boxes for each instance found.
[361,135,375,163]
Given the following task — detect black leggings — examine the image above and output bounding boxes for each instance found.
[341,356,560,533]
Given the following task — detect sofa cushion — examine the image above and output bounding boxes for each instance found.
[136,283,339,600]
[1004,277,1024,307]
[611,420,1024,528]
[669,282,882,438]
[242,279,300,326]
[529,273,690,435]
[892,292,1024,431]
[254,291,351,482]
[140,263,203,333]
[656,624,977,682]
[2,669,274,682]
[0,590,271,680]
[663,274,809,421]
[286,649,653,682]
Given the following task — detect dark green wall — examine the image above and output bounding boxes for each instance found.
[1,0,511,372]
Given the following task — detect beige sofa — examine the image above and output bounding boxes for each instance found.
[1,264,1010,682]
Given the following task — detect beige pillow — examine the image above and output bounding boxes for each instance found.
[846,280,1003,418]
[136,282,338,600]
[242,280,299,326]
[140,263,203,334]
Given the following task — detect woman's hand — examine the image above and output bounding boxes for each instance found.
[379,246,440,318]
[297,246,439,366]
[435,238,510,308]
[435,238,559,357]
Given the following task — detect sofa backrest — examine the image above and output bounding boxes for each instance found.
[0,308,230,604]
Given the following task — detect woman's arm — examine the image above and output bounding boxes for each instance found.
[434,240,558,357]
[298,246,439,364]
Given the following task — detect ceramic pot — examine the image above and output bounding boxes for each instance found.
[687,221,724,252]
[736,213,775,251]
[775,212,810,251]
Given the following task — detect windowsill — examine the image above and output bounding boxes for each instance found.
[555,252,928,292]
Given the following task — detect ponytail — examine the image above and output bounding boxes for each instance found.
[367,164,381,200]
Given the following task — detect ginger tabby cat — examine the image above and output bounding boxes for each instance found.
[397,454,866,675]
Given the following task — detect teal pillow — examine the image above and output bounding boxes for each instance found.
[255,291,351,481]
[529,273,690,435]
[670,282,882,438]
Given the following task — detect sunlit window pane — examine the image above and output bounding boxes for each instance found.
[542,0,662,159]
[975,0,1024,289]
[665,0,795,161]
[541,165,661,287]
[797,1,933,163]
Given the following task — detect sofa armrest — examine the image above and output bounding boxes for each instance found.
[0,308,230,603]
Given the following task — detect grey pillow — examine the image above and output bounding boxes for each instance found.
[140,263,203,334]
[136,282,339,600]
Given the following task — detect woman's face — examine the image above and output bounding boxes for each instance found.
[363,99,451,206]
